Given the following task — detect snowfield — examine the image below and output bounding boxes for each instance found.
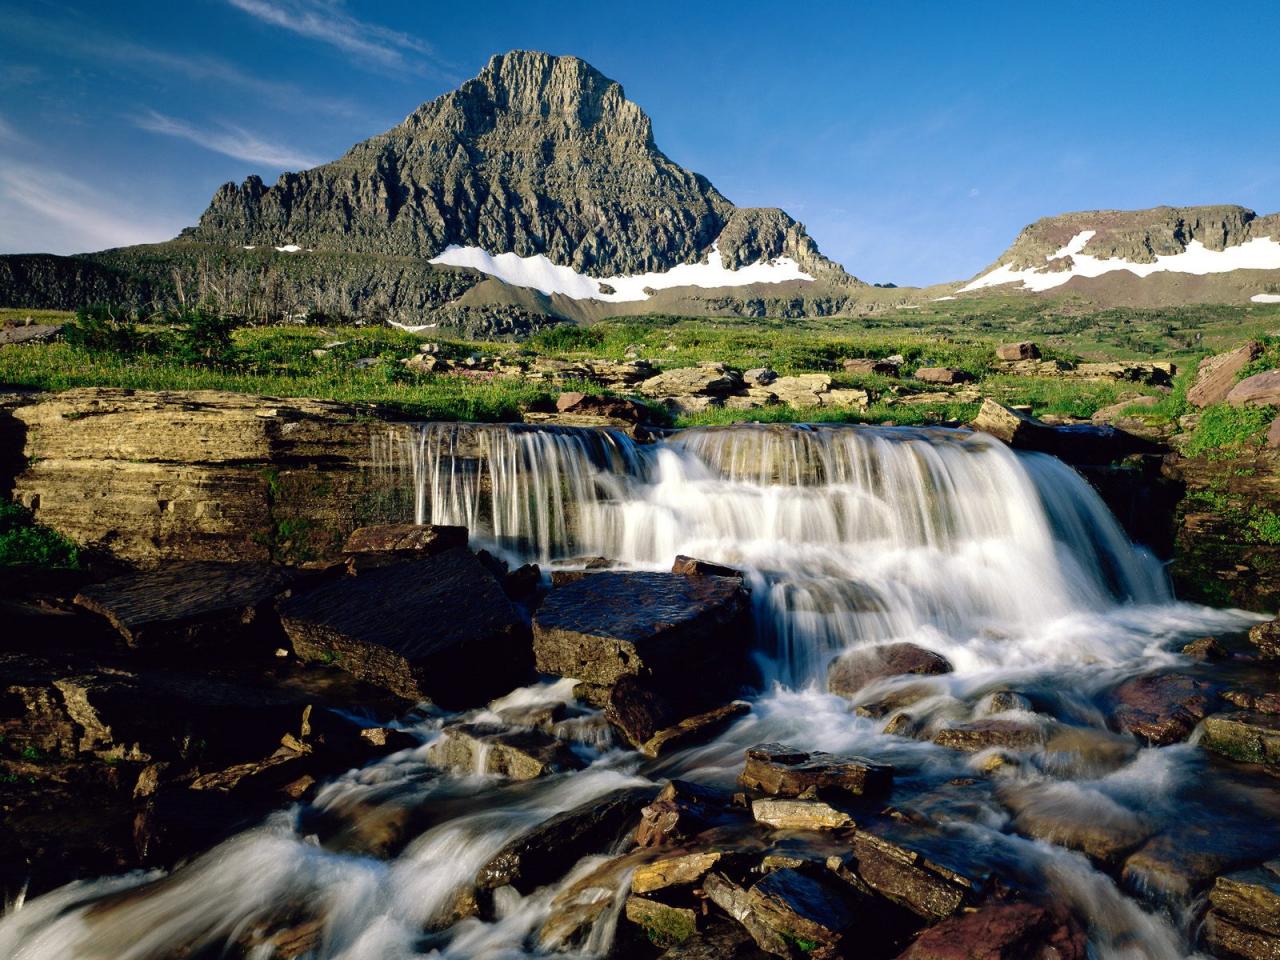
[428,244,814,302]
[1252,293,1280,303]
[961,230,1280,293]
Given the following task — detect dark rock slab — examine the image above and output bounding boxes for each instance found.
[896,902,1087,960]
[1123,820,1280,904]
[426,723,584,779]
[635,780,743,847]
[603,673,749,754]
[74,561,294,653]
[342,523,467,555]
[1183,636,1230,661]
[658,915,762,959]
[1202,712,1280,766]
[827,643,952,699]
[1110,672,1216,745]
[828,830,984,921]
[1223,689,1280,715]
[640,701,751,759]
[477,785,658,893]
[1209,861,1280,938]
[739,742,893,799]
[533,571,751,687]
[843,358,900,376]
[744,867,858,958]
[279,548,530,707]
[1203,912,1280,960]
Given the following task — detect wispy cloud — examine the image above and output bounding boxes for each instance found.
[225,0,453,76]
[134,110,323,169]
[0,161,183,254]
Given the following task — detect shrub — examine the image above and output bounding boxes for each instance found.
[62,304,144,354]
[0,502,80,569]
[1184,403,1275,457]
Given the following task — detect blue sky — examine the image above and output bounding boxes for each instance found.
[1,0,1278,285]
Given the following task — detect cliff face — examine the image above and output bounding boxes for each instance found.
[185,51,848,281]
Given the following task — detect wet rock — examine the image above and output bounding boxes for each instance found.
[975,690,1033,716]
[1188,341,1265,408]
[426,723,584,779]
[1209,861,1280,936]
[751,798,855,831]
[827,643,953,699]
[633,850,727,894]
[74,562,294,654]
[477,785,658,893]
[672,555,745,579]
[853,683,935,720]
[658,916,762,959]
[1201,712,1280,766]
[828,830,984,920]
[638,700,752,759]
[843,357,899,376]
[896,901,1087,960]
[532,570,752,688]
[1183,636,1231,661]
[999,782,1153,864]
[342,523,467,556]
[1110,672,1216,745]
[635,780,743,847]
[931,719,1048,753]
[1227,370,1280,408]
[703,872,792,957]
[626,895,699,948]
[540,852,646,950]
[1203,912,1280,960]
[1248,618,1280,660]
[279,548,530,708]
[742,867,859,958]
[1123,820,1280,904]
[739,742,893,800]
[995,341,1041,361]
[1223,690,1280,715]
[913,367,973,385]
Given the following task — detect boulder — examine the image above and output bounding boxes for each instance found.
[896,902,1087,960]
[1227,370,1280,408]
[1248,618,1280,660]
[770,374,833,406]
[672,555,744,578]
[342,523,467,555]
[74,562,294,654]
[632,850,727,894]
[532,571,751,689]
[742,868,859,958]
[279,548,530,708]
[635,780,743,847]
[636,700,751,759]
[932,719,1048,753]
[625,896,699,948]
[744,368,778,386]
[827,830,983,921]
[1201,712,1280,766]
[1188,341,1264,407]
[995,341,1041,361]
[913,367,974,386]
[1182,636,1230,661]
[843,358,899,376]
[827,643,953,698]
[1110,672,1216,745]
[639,364,744,398]
[751,798,854,831]
[1203,862,1280,959]
[551,391,658,425]
[477,785,658,893]
[739,742,893,799]
[425,723,584,779]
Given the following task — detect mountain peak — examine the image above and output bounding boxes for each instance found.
[184,51,851,287]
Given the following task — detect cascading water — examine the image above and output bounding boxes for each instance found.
[2,422,1264,960]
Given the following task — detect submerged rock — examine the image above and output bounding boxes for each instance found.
[827,643,953,699]
[739,742,893,799]
[932,719,1048,753]
[896,901,1087,960]
[279,548,530,707]
[1110,672,1216,745]
[1000,782,1153,864]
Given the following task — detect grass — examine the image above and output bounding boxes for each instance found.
[1184,403,1276,458]
[0,503,79,569]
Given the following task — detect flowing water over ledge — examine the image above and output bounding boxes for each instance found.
[2,422,1266,959]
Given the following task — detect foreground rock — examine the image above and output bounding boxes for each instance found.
[704,868,859,959]
[1201,712,1280,766]
[970,399,1152,463]
[1188,341,1264,408]
[279,548,530,707]
[751,798,854,831]
[827,830,983,921]
[827,643,952,699]
[1248,617,1280,660]
[1110,672,1216,745]
[74,562,294,655]
[635,780,744,847]
[739,742,893,799]
[896,902,1086,960]
[426,723,584,778]
[1203,861,1280,960]
[477,786,657,893]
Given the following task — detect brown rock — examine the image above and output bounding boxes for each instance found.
[639,700,751,759]
[426,723,584,779]
[1248,618,1280,660]
[552,391,658,425]
[1228,370,1280,408]
[1209,861,1280,938]
[827,643,953,699]
[932,719,1048,753]
[1201,712,1280,766]
[739,742,893,799]
[828,831,983,921]
[1110,672,1215,745]
[913,367,974,386]
[279,549,530,708]
[632,850,725,894]
[1182,636,1230,661]
[896,902,1087,960]
[1122,820,1280,904]
[672,555,744,578]
[844,358,899,376]
[1203,912,1280,960]
[743,868,859,958]
[751,798,855,831]
[1188,341,1264,407]
[625,896,698,948]
[342,523,467,555]
[995,341,1041,361]
[635,780,742,848]
[1223,690,1280,715]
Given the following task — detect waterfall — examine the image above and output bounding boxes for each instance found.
[375,422,1171,685]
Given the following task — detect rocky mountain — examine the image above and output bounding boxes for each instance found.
[960,205,1280,302]
[186,51,847,284]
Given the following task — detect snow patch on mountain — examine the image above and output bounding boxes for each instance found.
[962,231,1280,293]
[428,244,814,302]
